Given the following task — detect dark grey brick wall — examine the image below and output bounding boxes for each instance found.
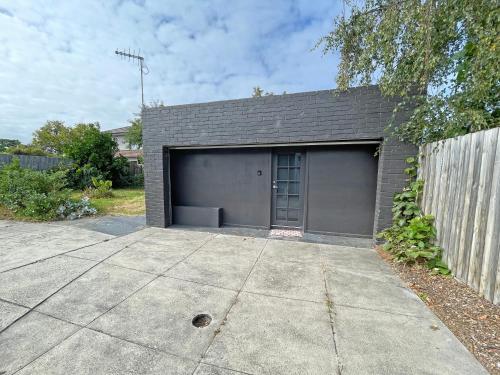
[142,85,416,237]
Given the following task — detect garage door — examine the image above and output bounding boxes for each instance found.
[170,148,271,228]
[305,145,378,237]
[169,144,378,237]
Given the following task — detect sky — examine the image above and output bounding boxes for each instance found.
[0,0,342,143]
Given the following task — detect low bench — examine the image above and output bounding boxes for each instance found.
[172,206,222,228]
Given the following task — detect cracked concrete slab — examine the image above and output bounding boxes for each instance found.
[0,255,97,308]
[0,226,112,272]
[260,239,323,265]
[90,276,237,359]
[165,235,265,290]
[36,263,155,325]
[194,364,245,375]
[0,311,79,375]
[0,222,63,239]
[244,258,325,302]
[325,268,433,318]
[0,224,488,374]
[0,300,29,331]
[144,228,215,248]
[67,228,156,262]
[15,328,197,375]
[334,305,489,375]
[204,292,338,375]
[319,244,400,282]
[59,215,146,236]
[104,239,195,274]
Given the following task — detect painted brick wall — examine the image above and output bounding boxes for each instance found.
[142,85,416,237]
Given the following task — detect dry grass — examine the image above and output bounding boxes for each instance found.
[0,204,16,220]
[73,188,145,216]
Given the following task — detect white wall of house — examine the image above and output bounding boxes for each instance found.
[113,134,131,150]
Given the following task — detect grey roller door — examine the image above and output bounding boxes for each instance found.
[305,145,378,237]
[170,148,271,228]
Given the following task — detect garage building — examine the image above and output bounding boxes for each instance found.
[143,86,415,240]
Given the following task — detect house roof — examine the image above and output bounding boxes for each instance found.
[116,149,143,159]
[104,126,130,135]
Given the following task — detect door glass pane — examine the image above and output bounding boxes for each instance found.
[288,195,300,209]
[277,209,287,220]
[289,182,299,194]
[277,181,287,194]
[288,209,299,221]
[278,155,288,166]
[289,167,300,181]
[277,168,288,180]
[289,154,300,166]
[277,195,287,208]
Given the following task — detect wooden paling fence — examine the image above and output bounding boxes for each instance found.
[419,127,500,304]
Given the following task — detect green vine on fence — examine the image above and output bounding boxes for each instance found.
[378,157,450,275]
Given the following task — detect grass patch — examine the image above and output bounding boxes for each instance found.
[72,188,145,216]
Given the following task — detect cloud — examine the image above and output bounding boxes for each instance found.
[0,0,341,143]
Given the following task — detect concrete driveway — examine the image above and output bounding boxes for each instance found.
[0,220,487,375]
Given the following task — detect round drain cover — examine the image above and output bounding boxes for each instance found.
[192,314,212,328]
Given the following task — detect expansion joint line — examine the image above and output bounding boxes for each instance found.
[191,239,269,375]
[6,231,164,375]
[10,232,218,374]
[322,265,343,375]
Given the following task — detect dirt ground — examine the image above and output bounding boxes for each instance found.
[377,247,500,375]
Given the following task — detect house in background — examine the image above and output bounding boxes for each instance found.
[105,126,143,173]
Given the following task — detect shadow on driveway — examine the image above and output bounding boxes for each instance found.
[59,215,146,236]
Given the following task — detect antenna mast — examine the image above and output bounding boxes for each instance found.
[115,49,149,107]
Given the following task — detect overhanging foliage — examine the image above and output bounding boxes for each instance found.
[318,0,499,145]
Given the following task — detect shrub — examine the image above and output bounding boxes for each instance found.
[66,163,104,190]
[5,144,49,156]
[0,159,70,219]
[110,155,133,187]
[128,171,144,188]
[63,123,117,178]
[84,177,113,198]
[0,159,96,220]
[56,197,97,220]
[378,157,450,275]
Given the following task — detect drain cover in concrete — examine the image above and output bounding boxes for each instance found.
[192,314,212,328]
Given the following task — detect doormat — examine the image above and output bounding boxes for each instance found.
[269,228,303,238]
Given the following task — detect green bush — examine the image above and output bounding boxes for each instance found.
[63,123,117,174]
[5,144,49,156]
[378,157,450,275]
[84,177,113,198]
[110,156,133,187]
[0,159,70,220]
[66,163,104,190]
[0,159,97,220]
[128,171,144,188]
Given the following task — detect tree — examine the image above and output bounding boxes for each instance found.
[32,120,71,154]
[252,86,265,97]
[318,0,499,145]
[125,118,143,149]
[0,139,20,153]
[252,87,288,97]
[5,144,48,156]
[63,123,118,179]
[252,86,276,97]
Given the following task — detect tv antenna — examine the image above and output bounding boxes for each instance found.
[115,48,149,107]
